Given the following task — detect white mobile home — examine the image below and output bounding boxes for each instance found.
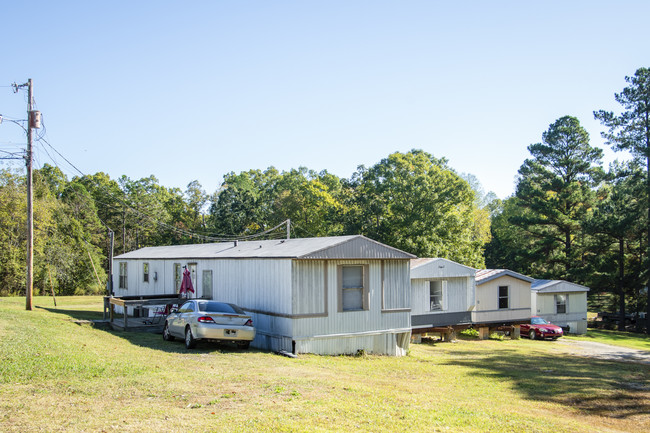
[531,280,589,334]
[410,258,475,331]
[473,269,533,325]
[113,235,415,356]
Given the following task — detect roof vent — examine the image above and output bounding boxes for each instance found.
[234,240,238,247]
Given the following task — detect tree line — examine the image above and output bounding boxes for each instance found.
[486,68,650,329]
[1,67,648,331]
[0,149,489,297]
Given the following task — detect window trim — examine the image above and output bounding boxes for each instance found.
[337,264,369,312]
[118,262,128,290]
[555,294,567,314]
[429,280,443,311]
[498,285,509,309]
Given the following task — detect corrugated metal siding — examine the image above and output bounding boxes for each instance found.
[295,331,410,356]
[382,260,410,310]
[293,260,410,345]
[292,260,327,315]
[209,259,293,315]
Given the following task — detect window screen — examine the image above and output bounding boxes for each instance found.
[341,265,364,311]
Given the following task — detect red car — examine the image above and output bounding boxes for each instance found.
[521,317,563,340]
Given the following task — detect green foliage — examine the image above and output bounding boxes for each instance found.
[595,67,650,331]
[347,150,487,267]
[490,116,603,280]
[459,328,479,338]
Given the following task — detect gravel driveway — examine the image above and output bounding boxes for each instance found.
[556,339,650,365]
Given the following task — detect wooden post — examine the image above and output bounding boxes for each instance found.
[478,327,490,340]
[26,79,34,311]
[124,305,128,329]
[512,325,520,340]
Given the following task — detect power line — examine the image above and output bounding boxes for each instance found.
[31,129,291,244]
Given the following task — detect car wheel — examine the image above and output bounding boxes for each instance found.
[163,322,174,341]
[237,341,250,350]
[529,330,536,340]
[185,326,197,349]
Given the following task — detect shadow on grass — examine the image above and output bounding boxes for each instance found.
[442,346,650,419]
[37,305,267,356]
[582,329,650,343]
[36,305,105,321]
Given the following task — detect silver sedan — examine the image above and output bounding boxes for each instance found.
[163,300,256,349]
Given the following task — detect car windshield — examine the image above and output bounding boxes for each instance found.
[197,301,245,315]
[531,317,549,325]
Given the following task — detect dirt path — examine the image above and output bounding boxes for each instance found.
[556,339,650,365]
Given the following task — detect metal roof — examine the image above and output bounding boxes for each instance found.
[410,258,476,279]
[114,235,416,260]
[475,269,534,285]
[531,279,590,293]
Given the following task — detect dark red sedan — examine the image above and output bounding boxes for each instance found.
[521,316,563,340]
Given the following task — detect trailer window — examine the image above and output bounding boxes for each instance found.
[119,262,128,290]
[498,286,509,309]
[339,265,368,311]
[429,281,443,311]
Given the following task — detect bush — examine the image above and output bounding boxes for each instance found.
[459,328,479,338]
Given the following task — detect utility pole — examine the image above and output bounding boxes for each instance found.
[286,219,290,240]
[13,79,37,310]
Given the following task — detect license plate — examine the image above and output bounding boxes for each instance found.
[225,329,237,336]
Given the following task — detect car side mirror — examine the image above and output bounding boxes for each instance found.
[170,308,178,314]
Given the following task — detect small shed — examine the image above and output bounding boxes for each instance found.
[473,269,533,326]
[410,258,476,334]
[113,235,415,356]
[531,279,589,334]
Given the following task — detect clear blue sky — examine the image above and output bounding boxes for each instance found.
[1,1,648,199]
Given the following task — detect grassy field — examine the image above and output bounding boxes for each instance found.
[565,328,650,352]
[1,296,649,432]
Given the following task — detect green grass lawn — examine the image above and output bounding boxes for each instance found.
[565,328,650,352]
[1,296,649,432]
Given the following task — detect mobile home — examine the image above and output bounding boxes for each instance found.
[531,279,589,334]
[113,235,415,356]
[410,258,475,333]
[473,269,533,325]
